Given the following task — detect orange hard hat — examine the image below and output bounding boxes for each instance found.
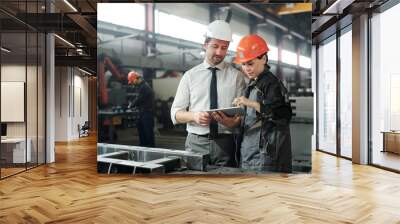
[234,34,269,64]
[127,71,140,85]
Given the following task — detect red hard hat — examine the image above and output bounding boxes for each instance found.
[127,71,140,84]
[234,34,269,64]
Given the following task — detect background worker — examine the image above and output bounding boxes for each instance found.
[127,71,156,147]
[233,34,293,173]
[171,20,246,167]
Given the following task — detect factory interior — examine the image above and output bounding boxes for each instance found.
[0,0,400,223]
[96,3,312,174]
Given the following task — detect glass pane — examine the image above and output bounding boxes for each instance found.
[371,4,400,171]
[1,31,27,177]
[318,37,337,154]
[27,31,38,169]
[38,33,45,165]
[26,0,40,169]
[300,55,311,69]
[340,29,352,158]
[268,45,278,61]
[282,50,297,66]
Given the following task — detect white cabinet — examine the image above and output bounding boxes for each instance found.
[1,138,32,163]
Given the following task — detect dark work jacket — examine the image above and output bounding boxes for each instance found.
[130,81,155,114]
[242,68,292,172]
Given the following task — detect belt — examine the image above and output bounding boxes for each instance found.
[191,133,232,139]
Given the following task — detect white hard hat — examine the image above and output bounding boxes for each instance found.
[204,20,232,42]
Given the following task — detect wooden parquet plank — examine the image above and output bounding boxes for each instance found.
[1,135,400,223]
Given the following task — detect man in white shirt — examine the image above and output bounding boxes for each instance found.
[171,20,246,167]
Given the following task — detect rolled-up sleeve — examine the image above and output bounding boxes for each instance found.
[170,72,190,125]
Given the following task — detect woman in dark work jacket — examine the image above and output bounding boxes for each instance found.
[232,34,292,173]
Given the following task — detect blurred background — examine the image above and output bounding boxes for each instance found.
[97,3,313,172]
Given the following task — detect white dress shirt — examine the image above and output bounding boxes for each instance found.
[171,60,246,135]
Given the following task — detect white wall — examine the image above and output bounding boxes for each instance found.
[1,65,26,82]
[1,82,25,122]
[72,73,89,138]
[1,65,33,138]
[55,67,89,141]
[55,67,68,141]
[1,63,46,163]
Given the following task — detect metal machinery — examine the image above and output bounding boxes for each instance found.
[98,55,141,142]
[97,143,209,174]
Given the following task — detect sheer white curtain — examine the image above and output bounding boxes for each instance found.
[318,38,337,154]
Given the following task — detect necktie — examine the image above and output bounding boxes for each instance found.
[209,67,218,138]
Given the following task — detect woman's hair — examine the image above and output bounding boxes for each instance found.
[257,53,271,69]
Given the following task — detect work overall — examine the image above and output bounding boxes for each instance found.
[240,80,265,170]
[240,69,292,173]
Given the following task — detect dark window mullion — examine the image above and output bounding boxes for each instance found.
[25,0,28,171]
[336,30,341,157]
[367,11,373,165]
[36,0,39,168]
[316,44,319,151]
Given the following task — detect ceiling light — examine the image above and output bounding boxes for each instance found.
[1,47,11,53]
[322,0,353,15]
[78,67,93,76]
[323,0,340,15]
[63,0,78,12]
[54,34,75,48]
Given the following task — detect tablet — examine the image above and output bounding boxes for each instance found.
[206,106,245,117]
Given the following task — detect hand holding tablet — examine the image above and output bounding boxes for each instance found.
[206,106,245,117]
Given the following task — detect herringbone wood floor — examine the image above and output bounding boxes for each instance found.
[1,135,400,224]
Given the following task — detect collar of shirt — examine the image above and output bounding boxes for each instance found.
[202,59,226,71]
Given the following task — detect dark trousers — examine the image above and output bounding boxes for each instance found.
[137,112,155,147]
[185,133,238,167]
